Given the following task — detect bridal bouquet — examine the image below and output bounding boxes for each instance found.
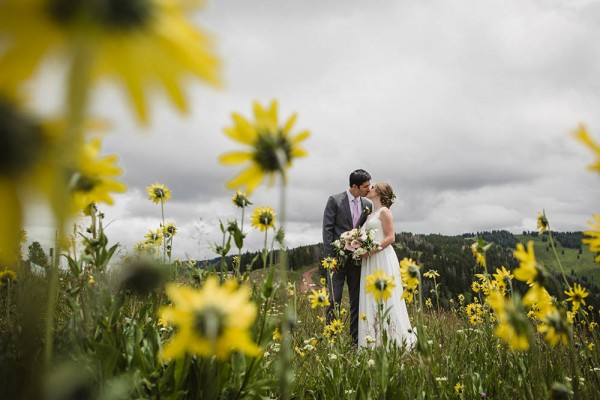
[331,227,381,265]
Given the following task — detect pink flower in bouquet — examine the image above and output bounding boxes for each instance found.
[350,239,362,249]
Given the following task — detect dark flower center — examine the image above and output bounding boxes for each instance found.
[0,99,45,177]
[259,212,274,226]
[375,279,387,292]
[195,308,225,340]
[48,0,153,31]
[253,131,292,173]
[70,172,100,193]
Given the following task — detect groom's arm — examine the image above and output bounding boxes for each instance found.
[322,195,337,257]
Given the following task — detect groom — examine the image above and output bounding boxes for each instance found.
[322,169,372,345]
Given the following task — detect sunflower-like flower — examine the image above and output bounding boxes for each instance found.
[164,222,177,237]
[159,277,261,361]
[573,124,600,172]
[308,288,330,309]
[272,326,281,341]
[365,269,396,302]
[145,229,163,246]
[423,270,440,279]
[537,308,572,347]
[492,266,514,293]
[70,138,127,212]
[321,257,338,270]
[250,206,276,232]
[564,283,589,313]
[147,183,171,204]
[231,190,252,208]
[0,269,17,286]
[470,238,491,269]
[582,214,600,262]
[513,242,539,283]
[493,295,532,352]
[399,257,420,291]
[537,210,549,234]
[219,100,310,193]
[319,277,326,286]
[0,0,220,124]
[323,319,344,340]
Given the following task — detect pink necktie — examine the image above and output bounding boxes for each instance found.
[352,198,360,227]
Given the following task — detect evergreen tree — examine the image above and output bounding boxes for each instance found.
[27,241,50,268]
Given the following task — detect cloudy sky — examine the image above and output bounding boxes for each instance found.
[25,0,600,260]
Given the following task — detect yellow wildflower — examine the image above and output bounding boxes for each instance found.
[513,241,538,283]
[573,124,600,172]
[320,277,326,285]
[564,283,589,313]
[273,326,281,341]
[537,309,571,347]
[250,206,276,232]
[308,288,330,309]
[88,274,95,285]
[0,269,17,286]
[231,190,251,208]
[159,277,261,361]
[360,312,366,321]
[399,258,420,291]
[454,382,464,395]
[164,222,177,237]
[582,214,600,262]
[0,0,220,123]
[365,269,396,302]
[458,294,465,304]
[147,183,171,204]
[537,210,549,234]
[69,137,127,212]
[219,100,310,193]
[588,342,595,351]
[493,266,514,292]
[423,270,440,279]
[589,321,598,332]
[321,257,338,270]
[145,229,163,246]
[425,298,433,308]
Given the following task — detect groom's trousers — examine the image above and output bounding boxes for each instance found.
[326,260,361,345]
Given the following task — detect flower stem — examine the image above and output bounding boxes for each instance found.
[547,229,571,289]
[161,202,166,265]
[45,37,93,367]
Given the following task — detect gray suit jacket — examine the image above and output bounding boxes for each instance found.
[322,192,373,257]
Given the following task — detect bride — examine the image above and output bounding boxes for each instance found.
[358,182,416,349]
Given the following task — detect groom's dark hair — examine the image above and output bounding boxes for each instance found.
[349,169,371,188]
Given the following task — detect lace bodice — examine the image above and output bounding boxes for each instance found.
[364,209,384,243]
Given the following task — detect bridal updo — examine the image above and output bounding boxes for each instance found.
[374,182,395,208]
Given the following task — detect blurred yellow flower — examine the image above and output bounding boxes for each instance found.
[272,326,281,341]
[399,258,420,291]
[360,312,366,321]
[164,222,177,237]
[537,210,549,234]
[250,206,276,232]
[70,138,126,212]
[145,229,163,246]
[231,190,252,208]
[87,274,95,285]
[219,100,309,193]
[582,214,600,262]
[492,266,513,292]
[159,277,261,361]
[365,269,395,302]
[0,269,17,286]
[0,0,220,124]
[537,309,571,347]
[319,277,326,285]
[147,183,171,204]
[321,257,338,270]
[564,283,589,313]
[423,270,440,279]
[573,124,600,172]
[513,242,538,283]
[308,288,330,309]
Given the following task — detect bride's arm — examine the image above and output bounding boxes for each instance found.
[368,208,395,256]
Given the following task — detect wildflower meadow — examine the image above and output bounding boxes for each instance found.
[1,2,600,400]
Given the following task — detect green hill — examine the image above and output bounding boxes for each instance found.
[516,233,599,285]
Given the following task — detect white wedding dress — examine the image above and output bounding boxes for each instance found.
[358,208,417,349]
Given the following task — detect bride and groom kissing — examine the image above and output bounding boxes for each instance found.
[322,169,416,349]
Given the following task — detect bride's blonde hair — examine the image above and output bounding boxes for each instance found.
[374,182,395,208]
